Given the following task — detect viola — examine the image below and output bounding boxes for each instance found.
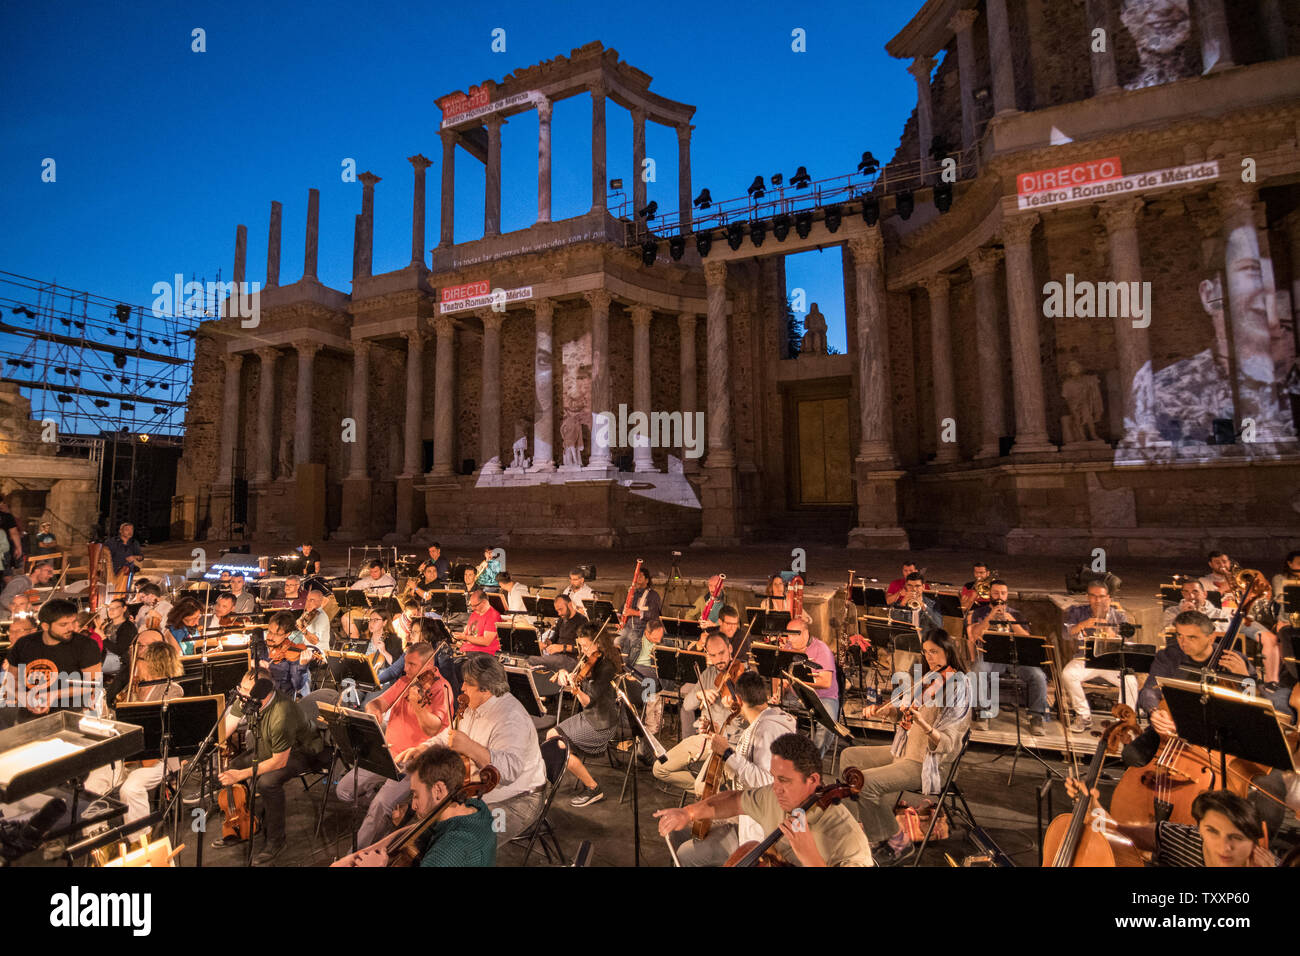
[724,768,865,867]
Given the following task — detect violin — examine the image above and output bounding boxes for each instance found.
[217,732,259,844]
[724,768,865,867]
[266,636,305,663]
[392,691,469,829]
[1041,704,1143,867]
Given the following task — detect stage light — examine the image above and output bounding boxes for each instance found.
[747,176,765,200]
[770,173,783,186]
[794,211,812,239]
[94,399,109,408]
[115,304,131,323]
[773,214,791,241]
[857,151,879,176]
[696,231,712,257]
[641,240,658,266]
[726,222,745,250]
[153,406,167,414]
[790,166,812,188]
[120,402,135,411]
[669,235,685,260]
[138,434,150,443]
[693,188,713,209]
[824,205,841,232]
[862,197,880,226]
[749,220,766,247]
[897,190,915,220]
[934,182,953,213]
[638,201,658,221]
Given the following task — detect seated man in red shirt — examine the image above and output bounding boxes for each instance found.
[885,560,928,606]
[339,642,453,849]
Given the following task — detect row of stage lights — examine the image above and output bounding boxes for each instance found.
[635,144,955,266]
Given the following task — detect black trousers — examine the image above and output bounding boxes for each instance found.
[230,749,320,844]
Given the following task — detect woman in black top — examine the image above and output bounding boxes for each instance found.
[549,624,624,808]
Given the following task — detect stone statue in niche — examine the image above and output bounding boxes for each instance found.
[278,437,294,478]
[509,418,531,471]
[560,409,585,468]
[1120,0,1195,91]
[800,303,828,355]
[1061,360,1106,444]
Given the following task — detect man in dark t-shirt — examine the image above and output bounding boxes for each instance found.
[2,598,102,722]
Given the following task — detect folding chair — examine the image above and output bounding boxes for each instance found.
[906,729,1010,867]
[512,736,570,866]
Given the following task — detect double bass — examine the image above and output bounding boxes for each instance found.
[724,767,865,867]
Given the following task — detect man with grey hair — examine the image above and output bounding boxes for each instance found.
[398,653,547,845]
[0,562,54,611]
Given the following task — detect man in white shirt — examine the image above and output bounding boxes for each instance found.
[561,569,595,617]
[227,573,258,615]
[351,560,396,596]
[132,582,172,632]
[297,583,331,656]
[497,572,530,613]
[398,654,546,845]
[1162,580,1231,634]
[664,670,796,866]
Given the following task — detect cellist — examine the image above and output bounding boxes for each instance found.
[667,670,795,866]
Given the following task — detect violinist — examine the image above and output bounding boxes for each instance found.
[965,580,1049,736]
[547,624,623,808]
[779,618,840,756]
[655,632,741,790]
[404,745,497,867]
[132,582,171,633]
[256,611,311,698]
[665,671,796,866]
[840,629,971,865]
[163,598,204,655]
[655,732,873,867]
[203,591,238,631]
[1063,781,1275,867]
[85,642,184,824]
[343,643,452,849]
[296,581,332,656]
[399,655,547,843]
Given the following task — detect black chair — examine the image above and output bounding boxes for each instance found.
[294,696,337,837]
[512,736,569,866]
[904,729,1008,866]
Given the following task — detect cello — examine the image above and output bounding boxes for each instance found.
[724,767,865,867]
[1041,704,1143,867]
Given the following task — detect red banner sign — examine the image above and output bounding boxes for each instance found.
[441,280,491,303]
[438,85,490,120]
[1017,156,1122,195]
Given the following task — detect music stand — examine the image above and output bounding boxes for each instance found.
[652,646,704,684]
[1088,637,1157,708]
[179,650,249,698]
[116,694,223,838]
[504,665,550,719]
[586,599,617,626]
[611,679,670,868]
[1159,677,1297,778]
[325,650,381,693]
[932,592,964,619]
[750,643,806,681]
[852,584,887,608]
[746,608,791,637]
[421,618,455,648]
[499,625,541,658]
[980,632,1056,783]
[784,673,853,744]
[316,702,402,854]
[660,617,702,647]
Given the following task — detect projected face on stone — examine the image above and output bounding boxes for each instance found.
[1120,0,1193,90]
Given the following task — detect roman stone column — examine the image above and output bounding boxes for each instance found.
[1002,214,1056,453]
[1214,183,1292,440]
[480,311,504,473]
[591,80,607,214]
[969,248,1008,458]
[1287,214,1300,341]
[431,317,457,475]
[532,299,556,471]
[439,129,456,247]
[921,276,959,463]
[217,352,243,483]
[678,312,699,471]
[304,188,320,280]
[293,341,321,465]
[632,107,647,224]
[631,305,655,472]
[1100,198,1158,445]
[484,115,503,238]
[233,225,247,286]
[351,214,363,281]
[1261,0,1288,60]
[585,289,613,469]
[677,125,693,233]
[1084,0,1120,94]
[537,98,552,224]
[347,339,370,479]
[358,171,380,278]
[701,263,733,469]
[1194,0,1235,74]
[847,232,895,465]
[266,201,282,288]
[908,56,937,180]
[986,0,1018,116]
[949,10,979,151]
[401,329,425,477]
[253,347,277,482]
[408,154,431,266]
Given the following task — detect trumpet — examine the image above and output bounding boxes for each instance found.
[973,571,998,601]
[904,597,924,611]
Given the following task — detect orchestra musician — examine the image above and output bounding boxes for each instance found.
[351,609,403,683]
[548,624,624,809]
[212,667,326,863]
[885,560,927,606]
[617,565,660,662]
[0,591,32,624]
[296,581,332,657]
[1199,551,1235,602]
[840,629,971,865]
[759,574,787,612]
[351,560,397,596]
[203,591,239,631]
[472,546,502,592]
[132,582,172,633]
[84,641,184,824]
[965,580,1049,736]
[399,654,547,844]
[297,542,322,577]
[431,588,501,697]
[417,543,450,584]
[227,573,258,615]
[496,572,530,614]
[1063,781,1276,867]
[412,562,445,605]
[677,622,740,739]
[778,618,840,756]
[561,567,595,616]
[656,732,874,867]
[1162,578,1231,634]
[402,745,498,867]
[0,562,53,612]
[103,522,143,597]
[99,596,137,680]
[342,643,453,849]
[888,572,942,631]
[526,594,587,697]
[959,561,994,614]
[689,574,733,627]
[163,598,205,655]
[1,598,101,724]
[1061,579,1139,731]
[255,611,311,698]
[655,632,742,790]
[391,597,422,645]
[1271,550,1300,602]
[280,575,305,610]
[663,670,797,866]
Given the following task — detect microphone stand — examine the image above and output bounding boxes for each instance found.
[160,694,237,868]
[243,692,265,867]
[611,679,669,868]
